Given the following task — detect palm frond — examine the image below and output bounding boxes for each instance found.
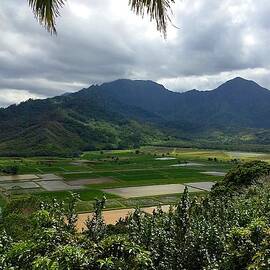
[28,0,66,34]
[28,0,174,36]
[129,0,175,37]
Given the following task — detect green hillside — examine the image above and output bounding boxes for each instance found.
[1,77,270,156]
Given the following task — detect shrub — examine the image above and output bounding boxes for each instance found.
[1,182,270,269]
[0,165,19,175]
[223,160,270,187]
[211,161,270,196]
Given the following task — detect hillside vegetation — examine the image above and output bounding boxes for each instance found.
[1,77,270,156]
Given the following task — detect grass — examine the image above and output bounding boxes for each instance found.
[121,197,161,208]
[75,201,93,212]
[156,194,183,204]
[75,189,119,201]
[104,199,125,209]
[62,172,99,181]
[33,191,73,201]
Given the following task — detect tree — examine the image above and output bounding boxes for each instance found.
[0,165,19,175]
[215,160,270,190]
[28,0,175,36]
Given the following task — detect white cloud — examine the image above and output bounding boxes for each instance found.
[1,0,270,106]
[0,89,45,107]
[159,68,270,91]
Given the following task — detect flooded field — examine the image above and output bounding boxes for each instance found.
[155,157,176,160]
[103,183,203,198]
[68,177,115,186]
[170,162,204,167]
[185,182,216,191]
[0,181,40,190]
[226,151,266,158]
[38,180,82,191]
[0,174,39,182]
[201,171,227,176]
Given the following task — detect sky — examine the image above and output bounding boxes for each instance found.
[1,0,270,107]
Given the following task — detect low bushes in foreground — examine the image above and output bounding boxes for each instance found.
[0,162,270,269]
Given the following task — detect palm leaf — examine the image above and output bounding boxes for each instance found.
[28,0,174,36]
[129,0,175,36]
[28,0,66,34]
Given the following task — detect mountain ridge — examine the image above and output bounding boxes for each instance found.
[1,77,270,156]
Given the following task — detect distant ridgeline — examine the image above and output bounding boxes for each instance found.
[1,77,270,156]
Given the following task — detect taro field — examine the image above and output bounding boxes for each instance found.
[0,146,269,212]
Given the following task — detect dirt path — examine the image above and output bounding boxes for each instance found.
[77,205,171,232]
[77,208,134,231]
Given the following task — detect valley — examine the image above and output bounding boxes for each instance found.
[2,1,270,267]
[1,146,269,215]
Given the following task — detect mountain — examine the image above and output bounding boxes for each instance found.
[1,77,270,156]
[100,77,270,129]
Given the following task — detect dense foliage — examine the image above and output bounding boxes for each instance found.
[0,162,270,269]
[0,165,18,175]
[222,160,270,187]
[212,160,270,195]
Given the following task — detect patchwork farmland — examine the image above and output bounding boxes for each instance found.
[0,147,269,217]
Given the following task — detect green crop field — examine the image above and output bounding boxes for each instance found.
[0,146,269,212]
[0,194,7,208]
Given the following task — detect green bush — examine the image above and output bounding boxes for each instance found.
[0,165,19,175]
[1,183,270,269]
[2,196,41,217]
[223,160,270,187]
[211,161,270,196]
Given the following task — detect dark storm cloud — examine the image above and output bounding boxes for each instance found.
[1,0,270,107]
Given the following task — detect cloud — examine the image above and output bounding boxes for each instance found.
[158,68,270,91]
[1,0,270,107]
[0,89,44,107]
